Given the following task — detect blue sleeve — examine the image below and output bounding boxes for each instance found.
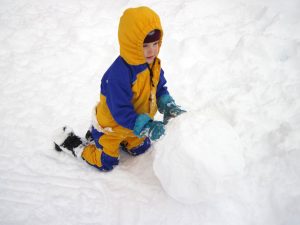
[156,68,169,99]
[102,59,138,130]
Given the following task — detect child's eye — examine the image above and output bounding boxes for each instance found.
[153,42,159,46]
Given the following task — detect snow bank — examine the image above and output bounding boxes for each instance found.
[153,112,245,204]
[153,112,300,223]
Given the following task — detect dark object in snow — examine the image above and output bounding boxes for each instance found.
[85,129,93,142]
[54,126,85,157]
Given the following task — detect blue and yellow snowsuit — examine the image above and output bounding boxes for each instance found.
[81,7,169,171]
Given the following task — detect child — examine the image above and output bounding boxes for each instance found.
[54,6,185,171]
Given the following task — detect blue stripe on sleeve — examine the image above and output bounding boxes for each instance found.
[156,68,169,99]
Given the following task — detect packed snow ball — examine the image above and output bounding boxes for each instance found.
[153,111,246,204]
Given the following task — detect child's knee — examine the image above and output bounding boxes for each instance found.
[122,137,151,156]
[82,145,119,171]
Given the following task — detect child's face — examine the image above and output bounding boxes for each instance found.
[143,41,159,64]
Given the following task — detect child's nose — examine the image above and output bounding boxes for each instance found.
[148,46,154,54]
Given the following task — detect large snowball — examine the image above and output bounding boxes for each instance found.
[153,111,245,204]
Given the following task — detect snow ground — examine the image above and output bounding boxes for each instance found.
[0,0,300,224]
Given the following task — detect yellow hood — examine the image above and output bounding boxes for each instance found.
[118,6,163,65]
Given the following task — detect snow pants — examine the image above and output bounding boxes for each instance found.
[81,126,151,171]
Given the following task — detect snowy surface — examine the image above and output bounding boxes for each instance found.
[0,0,300,225]
[153,112,246,204]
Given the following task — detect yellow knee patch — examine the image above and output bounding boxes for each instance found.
[81,145,102,167]
[99,134,122,158]
[124,136,146,150]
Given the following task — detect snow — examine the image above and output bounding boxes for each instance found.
[153,112,246,204]
[0,0,299,225]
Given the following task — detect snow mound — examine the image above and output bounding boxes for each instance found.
[153,111,245,204]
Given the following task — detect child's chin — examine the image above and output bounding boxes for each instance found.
[146,58,154,64]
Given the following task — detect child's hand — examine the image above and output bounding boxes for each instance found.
[134,114,165,141]
[163,103,186,124]
[143,120,165,141]
[158,94,186,124]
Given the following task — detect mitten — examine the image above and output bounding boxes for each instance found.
[158,94,186,124]
[134,114,165,141]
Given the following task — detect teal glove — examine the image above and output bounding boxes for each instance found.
[142,120,165,141]
[158,94,186,124]
[134,114,165,141]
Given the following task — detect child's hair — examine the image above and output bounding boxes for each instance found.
[144,29,161,43]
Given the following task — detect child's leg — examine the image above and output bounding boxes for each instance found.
[121,136,151,156]
[81,131,122,171]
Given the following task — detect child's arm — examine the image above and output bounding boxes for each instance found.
[103,64,165,142]
[156,69,186,124]
[106,76,165,140]
[104,66,138,130]
[156,69,169,99]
